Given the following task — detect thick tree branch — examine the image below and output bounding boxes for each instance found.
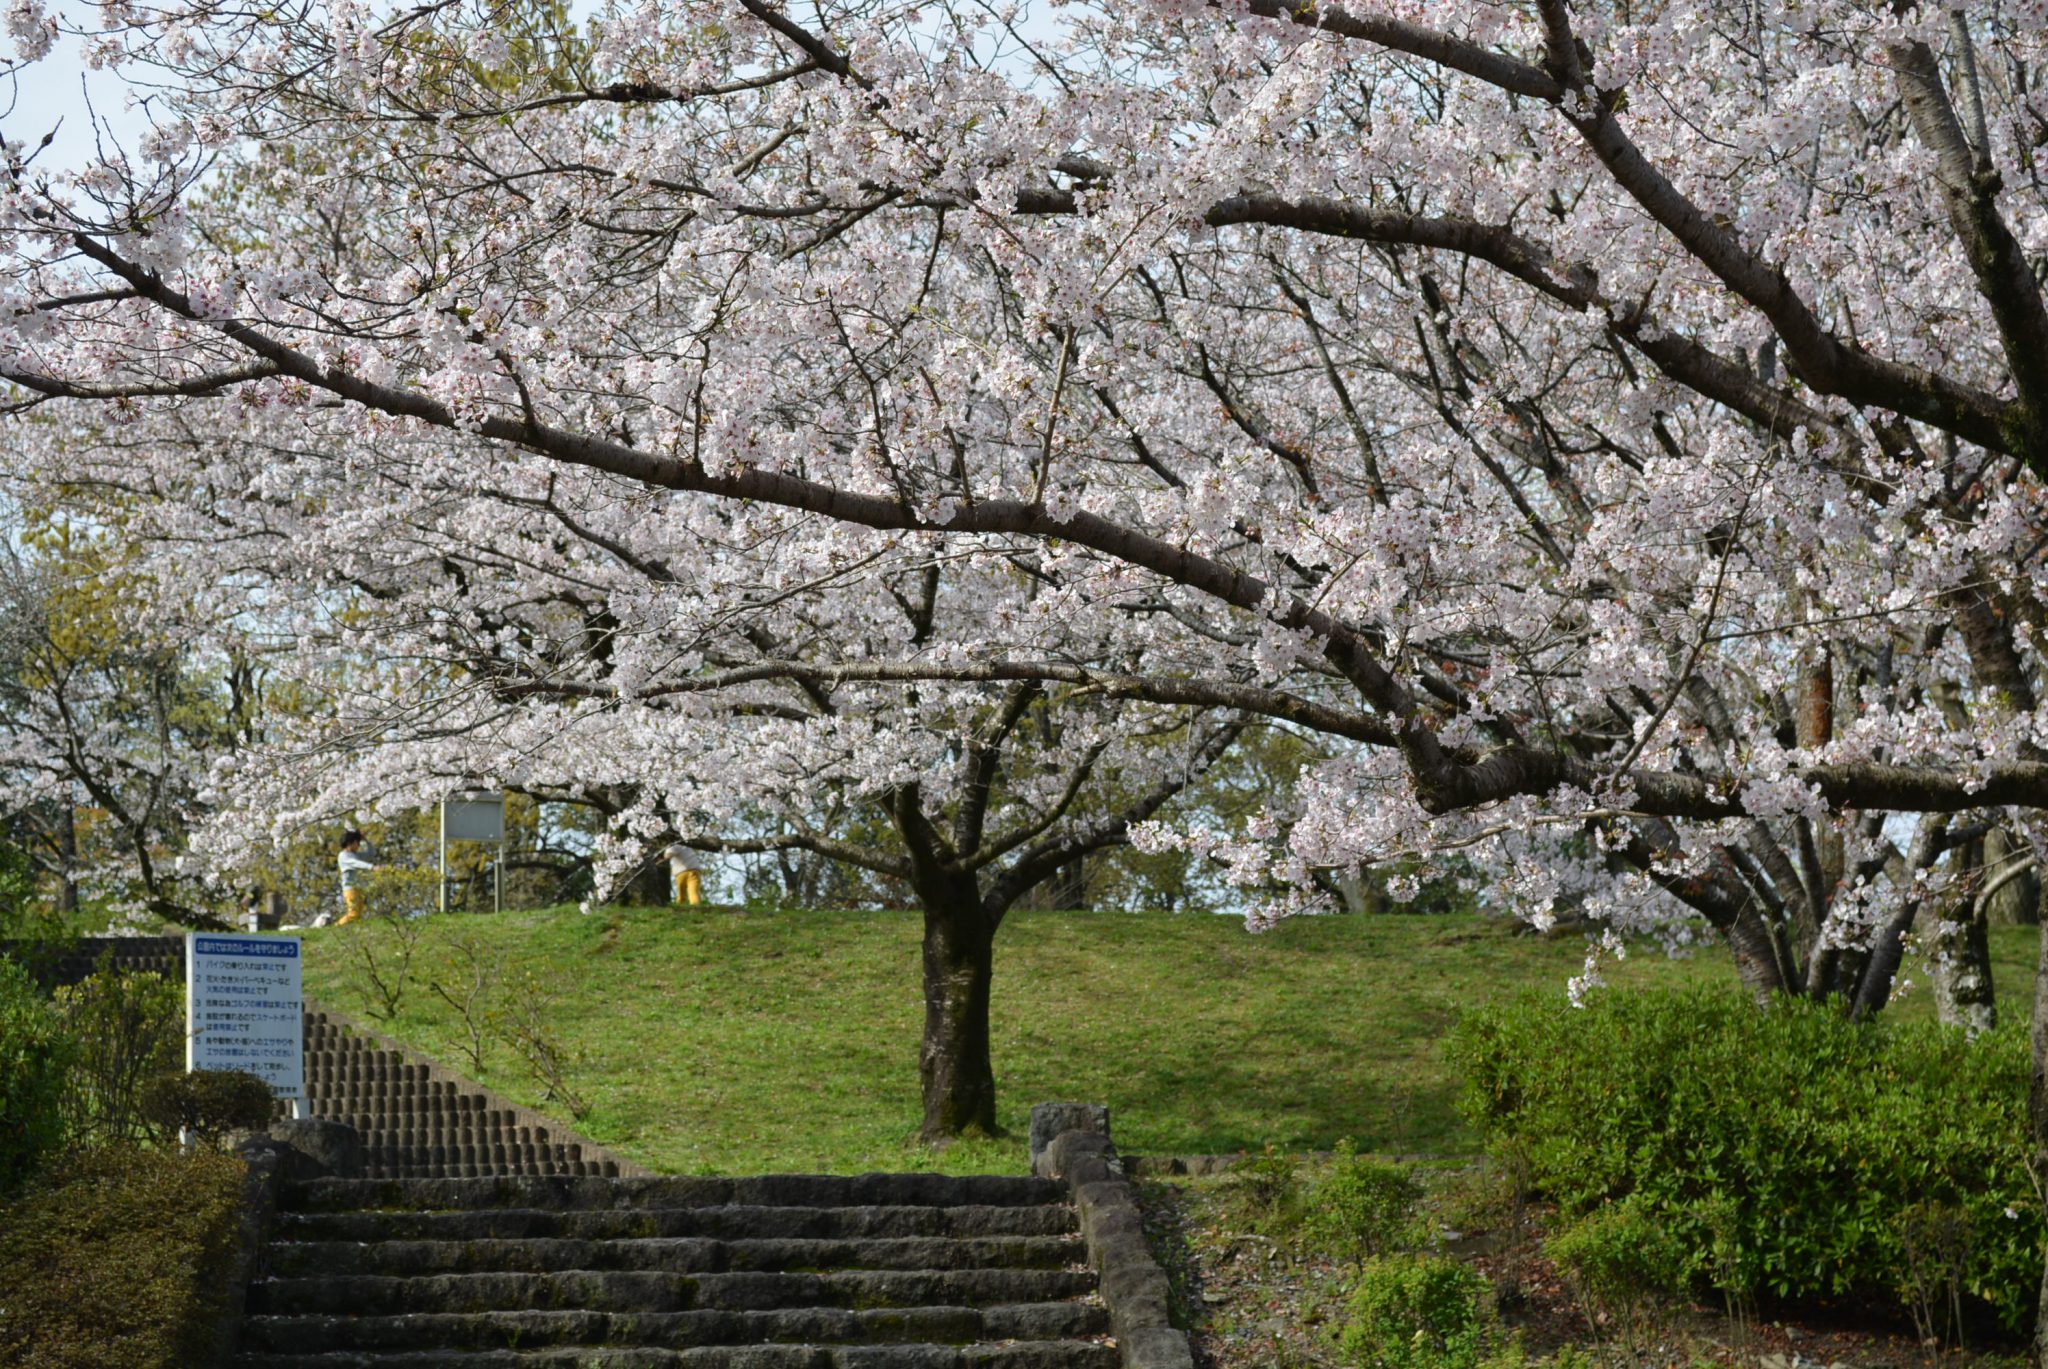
[1890,38,2048,458]
[684,829,913,880]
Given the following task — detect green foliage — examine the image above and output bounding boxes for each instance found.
[53,960,182,1148]
[346,910,425,1019]
[0,956,73,1194]
[1448,985,2040,1333]
[1299,1140,1424,1263]
[1544,1194,1686,1342]
[295,905,2042,1177]
[139,1069,276,1149]
[0,1146,246,1368]
[0,837,45,933]
[1894,1199,1974,1348]
[490,966,589,1119]
[1337,1253,1498,1369]
[1229,1144,1302,1219]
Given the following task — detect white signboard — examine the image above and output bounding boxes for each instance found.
[444,792,505,842]
[186,934,304,1099]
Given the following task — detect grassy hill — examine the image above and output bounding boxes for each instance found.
[297,906,2040,1176]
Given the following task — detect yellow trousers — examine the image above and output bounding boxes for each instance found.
[337,887,367,925]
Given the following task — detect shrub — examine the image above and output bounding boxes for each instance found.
[0,955,73,1194]
[1228,1144,1302,1224]
[492,967,590,1119]
[139,1070,277,1149]
[1337,1253,1498,1369]
[1448,985,2039,1334]
[346,911,425,1020]
[53,960,182,1148]
[1544,1194,1686,1343]
[0,1146,246,1369]
[1894,1199,1973,1348]
[1300,1140,1424,1262]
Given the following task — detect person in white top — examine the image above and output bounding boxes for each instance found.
[336,829,377,925]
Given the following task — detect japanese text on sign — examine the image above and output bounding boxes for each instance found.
[186,934,304,1098]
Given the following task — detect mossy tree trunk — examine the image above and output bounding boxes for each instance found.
[917,894,998,1141]
[892,784,1000,1141]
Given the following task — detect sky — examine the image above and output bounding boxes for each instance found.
[10,16,154,173]
[11,0,1069,174]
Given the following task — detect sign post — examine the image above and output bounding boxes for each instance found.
[185,933,305,1118]
[441,790,507,914]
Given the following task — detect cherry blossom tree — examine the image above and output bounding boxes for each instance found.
[0,516,253,928]
[7,0,2048,1329]
[167,456,1250,1136]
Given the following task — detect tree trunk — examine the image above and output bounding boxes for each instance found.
[918,895,997,1141]
[1042,857,1088,911]
[1931,892,1998,1036]
[616,850,672,908]
[1726,901,1796,1000]
[1986,826,2041,926]
[55,801,77,915]
[1328,865,1390,915]
[1851,897,1923,1021]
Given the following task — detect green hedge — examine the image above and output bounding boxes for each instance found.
[1448,986,2040,1333]
[0,956,73,1194]
[0,1147,247,1369]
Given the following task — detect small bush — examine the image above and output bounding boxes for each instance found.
[346,911,425,1020]
[491,967,590,1119]
[0,955,73,1193]
[1448,985,2039,1333]
[1895,1199,1973,1348]
[140,1070,276,1149]
[1337,1253,1498,1369]
[0,1146,246,1368]
[1545,1194,1686,1342]
[53,960,182,1148]
[1227,1145,1303,1226]
[1300,1140,1424,1262]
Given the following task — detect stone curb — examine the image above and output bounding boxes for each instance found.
[208,1135,289,1368]
[1124,1149,1456,1178]
[1030,1108,1193,1369]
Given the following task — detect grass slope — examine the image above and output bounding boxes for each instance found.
[299,907,2040,1176]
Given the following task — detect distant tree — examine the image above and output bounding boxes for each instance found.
[0,520,258,928]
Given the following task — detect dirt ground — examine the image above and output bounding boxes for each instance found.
[1134,1170,2022,1369]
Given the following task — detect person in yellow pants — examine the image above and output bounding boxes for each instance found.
[336,830,376,925]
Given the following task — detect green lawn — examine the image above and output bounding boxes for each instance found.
[297,907,2042,1176]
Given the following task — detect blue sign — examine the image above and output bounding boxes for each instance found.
[193,936,299,959]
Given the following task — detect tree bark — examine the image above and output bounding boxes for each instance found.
[918,892,998,1141]
[1042,857,1088,912]
[1986,826,2041,926]
[1931,877,1998,1036]
[617,850,673,907]
[53,801,78,915]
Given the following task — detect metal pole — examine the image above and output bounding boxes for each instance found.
[495,839,503,915]
[439,801,448,915]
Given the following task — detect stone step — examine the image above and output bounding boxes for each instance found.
[264,1234,1087,1278]
[239,1303,1111,1355]
[231,1339,1120,1368]
[276,1204,1076,1244]
[283,1175,1065,1213]
[248,1268,1100,1316]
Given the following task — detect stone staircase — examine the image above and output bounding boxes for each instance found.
[231,1173,1118,1368]
[300,1009,636,1179]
